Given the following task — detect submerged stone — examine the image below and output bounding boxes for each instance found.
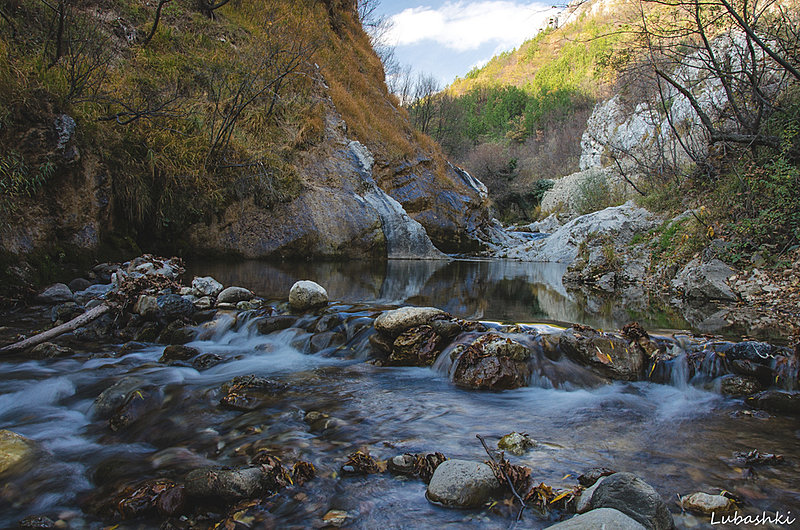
[680,492,735,515]
[0,430,35,474]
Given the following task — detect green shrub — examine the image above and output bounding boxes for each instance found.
[574,172,625,215]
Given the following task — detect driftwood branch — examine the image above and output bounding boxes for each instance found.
[477,434,527,527]
[0,303,111,354]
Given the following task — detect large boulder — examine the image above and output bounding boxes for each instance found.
[452,334,531,390]
[547,508,646,529]
[672,258,736,301]
[36,283,73,304]
[559,326,646,381]
[426,459,500,508]
[0,430,35,474]
[374,306,448,337]
[588,472,674,530]
[501,202,655,263]
[746,390,800,415]
[288,280,328,311]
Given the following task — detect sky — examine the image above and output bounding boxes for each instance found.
[373,1,561,87]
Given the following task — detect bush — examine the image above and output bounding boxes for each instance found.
[574,172,626,215]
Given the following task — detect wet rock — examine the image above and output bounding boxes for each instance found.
[256,315,298,334]
[135,321,162,342]
[309,331,344,353]
[368,332,394,354]
[18,515,55,528]
[36,283,73,304]
[191,309,217,324]
[578,467,616,487]
[547,508,646,529]
[67,277,91,293]
[74,283,114,305]
[220,375,286,411]
[303,411,346,431]
[217,286,254,305]
[747,390,800,415]
[289,280,328,311]
[387,454,416,475]
[193,353,224,370]
[29,342,73,359]
[109,388,163,431]
[672,258,736,301]
[733,449,783,465]
[426,459,500,508]
[588,472,674,530]
[158,321,195,345]
[374,306,448,337]
[94,377,145,418]
[134,295,159,319]
[193,296,213,310]
[498,432,537,456]
[118,342,146,356]
[431,319,462,340]
[237,300,262,311]
[322,510,350,527]
[111,478,186,518]
[560,325,645,381]
[452,334,532,390]
[0,430,35,474]
[160,345,200,363]
[717,374,761,396]
[51,302,83,323]
[157,294,194,321]
[680,492,735,515]
[576,476,608,513]
[192,276,223,298]
[389,325,442,366]
[184,466,266,502]
[730,360,774,386]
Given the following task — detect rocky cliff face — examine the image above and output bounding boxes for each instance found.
[0,0,493,270]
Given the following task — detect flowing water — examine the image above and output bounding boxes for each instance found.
[0,260,798,529]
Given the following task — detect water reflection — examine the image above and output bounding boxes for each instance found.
[187,259,691,332]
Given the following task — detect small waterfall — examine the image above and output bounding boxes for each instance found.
[349,141,447,260]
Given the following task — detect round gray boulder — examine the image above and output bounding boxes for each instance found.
[589,472,674,530]
[288,280,328,311]
[36,283,73,304]
[547,508,646,529]
[426,459,500,508]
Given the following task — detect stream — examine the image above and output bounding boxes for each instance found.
[0,259,798,529]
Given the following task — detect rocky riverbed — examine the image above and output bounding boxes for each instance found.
[0,256,798,529]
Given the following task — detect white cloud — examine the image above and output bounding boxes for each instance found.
[387,1,559,52]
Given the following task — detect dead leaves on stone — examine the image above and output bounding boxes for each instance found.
[343,449,384,474]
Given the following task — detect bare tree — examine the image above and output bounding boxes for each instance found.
[410,72,441,134]
[141,0,172,46]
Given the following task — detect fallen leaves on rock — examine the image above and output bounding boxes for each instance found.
[734,449,784,466]
[342,449,384,475]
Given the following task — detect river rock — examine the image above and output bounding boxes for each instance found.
[134,295,159,319]
[29,342,74,359]
[192,276,223,298]
[452,334,532,390]
[219,375,286,411]
[746,390,800,415]
[184,466,267,502]
[193,353,224,370]
[0,430,35,474]
[36,283,73,304]
[374,306,448,337]
[680,492,735,515]
[588,472,674,530]
[389,325,442,366]
[217,286,253,305]
[560,325,645,381]
[74,283,114,305]
[498,432,537,456]
[18,515,55,528]
[288,280,328,311]
[717,374,761,396]
[157,294,194,320]
[158,321,195,345]
[673,258,736,301]
[547,508,646,529]
[194,296,213,310]
[578,467,616,486]
[160,345,200,363]
[94,377,145,418]
[426,459,500,508]
[256,315,298,334]
[576,476,608,513]
[68,278,91,293]
[51,302,83,322]
[109,387,163,431]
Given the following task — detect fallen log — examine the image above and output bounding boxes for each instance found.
[0,303,112,354]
